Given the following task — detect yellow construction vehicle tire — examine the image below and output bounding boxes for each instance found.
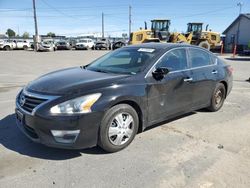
[199,41,210,51]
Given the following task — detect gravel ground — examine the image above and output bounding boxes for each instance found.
[0,50,249,188]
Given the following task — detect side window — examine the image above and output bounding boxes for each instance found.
[156,49,188,72]
[211,35,216,41]
[136,34,143,41]
[210,54,217,65]
[189,49,211,68]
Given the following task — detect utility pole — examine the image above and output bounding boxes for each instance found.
[233,2,243,57]
[102,12,104,38]
[236,2,243,45]
[237,2,243,14]
[32,0,39,51]
[129,5,132,37]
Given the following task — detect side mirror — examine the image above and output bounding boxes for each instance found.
[152,67,169,80]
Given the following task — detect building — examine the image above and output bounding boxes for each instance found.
[223,13,250,52]
[0,34,7,39]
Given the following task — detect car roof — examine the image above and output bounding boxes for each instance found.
[124,43,192,50]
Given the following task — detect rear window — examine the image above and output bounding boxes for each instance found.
[189,49,211,68]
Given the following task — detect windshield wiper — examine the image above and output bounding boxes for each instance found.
[80,65,88,69]
[90,68,110,73]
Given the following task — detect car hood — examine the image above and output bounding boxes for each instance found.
[76,43,86,45]
[96,41,107,44]
[26,67,130,95]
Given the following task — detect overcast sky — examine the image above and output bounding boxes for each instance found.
[0,0,249,37]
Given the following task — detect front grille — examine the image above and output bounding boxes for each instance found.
[18,92,48,113]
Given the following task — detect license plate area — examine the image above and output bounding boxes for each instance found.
[16,109,24,123]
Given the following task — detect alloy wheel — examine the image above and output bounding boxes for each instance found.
[108,113,134,146]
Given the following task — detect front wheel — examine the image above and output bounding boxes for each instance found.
[23,45,28,50]
[98,104,139,152]
[4,45,11,51]
[199,41,211,51]
[207,83,226,112]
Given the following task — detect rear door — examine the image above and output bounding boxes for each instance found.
[146,48,194,123]
[187,48,218,107]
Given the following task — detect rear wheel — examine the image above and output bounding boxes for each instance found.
[199,41,210,51]
[23,45,28,50]
[98,104,139,152]
[4,45,11,51]
[207,83,226,112]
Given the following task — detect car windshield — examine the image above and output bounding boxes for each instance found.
[86,47,159,74]
[43,41,51,45]
[79,40,87,43]
[58,42,66,45]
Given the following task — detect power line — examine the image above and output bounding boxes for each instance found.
[40,0,87,21]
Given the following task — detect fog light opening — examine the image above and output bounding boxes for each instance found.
[51,130,80,144]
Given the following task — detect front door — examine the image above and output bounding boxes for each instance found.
[146,48,194,124]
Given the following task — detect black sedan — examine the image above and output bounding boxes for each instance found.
[15,43,233,152]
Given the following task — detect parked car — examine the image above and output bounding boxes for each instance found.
[15,43,233,152]
[56,41,71,50]
[243,50,250,56]
[75,38,95,50]
[12,39,31,50]
[95,38,111,50]
[37,40,56,52]
[112,40,127,50]
[0,39,13,50]
[68,38,77,49]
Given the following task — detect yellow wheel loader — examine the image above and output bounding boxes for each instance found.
[186,22,221,50]
[129,19,192,45]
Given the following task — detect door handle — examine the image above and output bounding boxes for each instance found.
[183,77,193,82]
[212,70,218,74]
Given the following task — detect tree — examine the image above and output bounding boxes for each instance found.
[22,32,30,39]
[47,32,56,37]
[6,28,16,38]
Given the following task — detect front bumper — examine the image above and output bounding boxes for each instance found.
[15,101,104,150]
[75,45,87,49]
[57,46,69,50]
[95,44,108,49]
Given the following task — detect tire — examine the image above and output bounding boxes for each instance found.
[207,83,226,112]
[98,104,139,152]
[4,45,11,51]
[23,45,28,50]
[199,41,211,51]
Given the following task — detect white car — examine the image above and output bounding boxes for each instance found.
[37,40,56,52]
[0,39,13,50]
[75,38,94,50]
[12,39,31,50]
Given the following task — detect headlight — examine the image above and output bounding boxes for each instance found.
[50,93,101,114]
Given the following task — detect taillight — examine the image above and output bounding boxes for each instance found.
[227,66,233,75]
